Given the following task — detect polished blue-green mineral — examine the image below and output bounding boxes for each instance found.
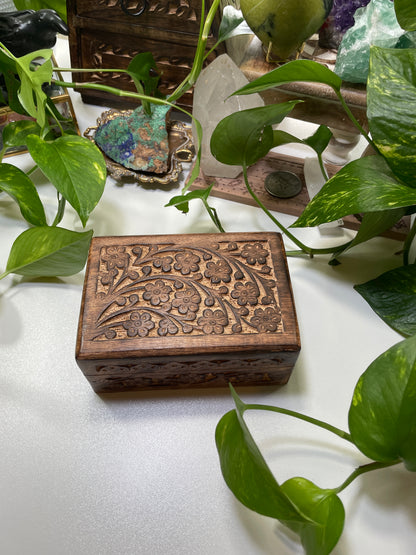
[95,104,170,173]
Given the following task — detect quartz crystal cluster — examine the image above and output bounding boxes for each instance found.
[192,54,264,178]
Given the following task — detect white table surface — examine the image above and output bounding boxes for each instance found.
[1,38,415,555]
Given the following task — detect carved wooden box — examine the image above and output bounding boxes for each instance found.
[75,233,300,392]
[67,0,223,109]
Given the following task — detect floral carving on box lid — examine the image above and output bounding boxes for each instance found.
[91,239,283,340]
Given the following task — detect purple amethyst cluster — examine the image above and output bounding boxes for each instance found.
[332,0,372,33]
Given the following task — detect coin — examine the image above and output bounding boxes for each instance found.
[264,171,303,199]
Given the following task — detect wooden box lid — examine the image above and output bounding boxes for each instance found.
[75,232,300,392]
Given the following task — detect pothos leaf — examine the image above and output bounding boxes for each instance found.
[354,264,416,337]
[291,155,416,228]
[3,226,93,278]
[26,134,106,227]
[231,59,342,97]
[2,120,42,149]
[0,163,46,226]
[215,386,310,522]
[280,477,345,555]
[368,46,416,187]
[210,101,301,167]
[348,334,416,471]
[394,0,416,31]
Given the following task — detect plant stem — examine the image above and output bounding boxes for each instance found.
[335,90,376,151]
[168,0,221,103]
[52,193,66,226]
[202,199,225,232]
[332,460,401,494]
[242,166,352,256]
[403,216,416,265]
[245,403,354,443]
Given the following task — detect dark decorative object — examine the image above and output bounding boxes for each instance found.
[76,232,300,392]
[66,0,224,109]
[0,9,68,57]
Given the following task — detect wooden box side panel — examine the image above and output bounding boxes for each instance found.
[77,350,300,392]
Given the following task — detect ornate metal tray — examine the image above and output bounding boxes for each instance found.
[84,109,194,185]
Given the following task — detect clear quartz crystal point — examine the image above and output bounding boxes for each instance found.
[192,53,264,178]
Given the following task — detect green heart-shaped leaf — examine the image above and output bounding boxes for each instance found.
[349,335,416,470]
[292,155,416,228]
[394,0,416,31]
[280,477,345,555]
[3,226,93,278]
[0,163,46,226]
[2,120,42,149]
[26,134,106,226]
[210,101,300,167]
[354,264,416,337]
[215,387,311,522]
[232,59,342,97]
[368,47,416,187]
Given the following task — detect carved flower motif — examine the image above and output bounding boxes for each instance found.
[250,307,282,332]
[174,251,200,275]
[230,281,259,306]
[123,311,155,337]
[158,317,179,336]
[101,246,129,270]
[197,309,227,334]
[153,255,173,272]
[204,259,232,283]
[143,279,172,306]
[241,242,269,265]
[100,268,118,285]
[172,288,201,314]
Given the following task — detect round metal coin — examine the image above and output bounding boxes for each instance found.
[264,170,303,199]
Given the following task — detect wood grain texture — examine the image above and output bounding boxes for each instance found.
[76,232,300,392]
[67,0,224,109]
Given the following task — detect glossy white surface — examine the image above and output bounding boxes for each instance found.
[1,38,415,555]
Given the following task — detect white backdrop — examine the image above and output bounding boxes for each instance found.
[0,38,415,555]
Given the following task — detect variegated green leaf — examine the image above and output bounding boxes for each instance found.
[26,134,106,227]
[368,47,416,187]
[0,163,46,226]
[349,335,416,471]
[292,155,416,228]
[394,0,416,31]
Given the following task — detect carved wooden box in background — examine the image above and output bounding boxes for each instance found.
[67,0,223,109]
[76,233,300,392]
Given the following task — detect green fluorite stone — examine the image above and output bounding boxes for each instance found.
[95,104,170,173]
[335,0,415,84]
